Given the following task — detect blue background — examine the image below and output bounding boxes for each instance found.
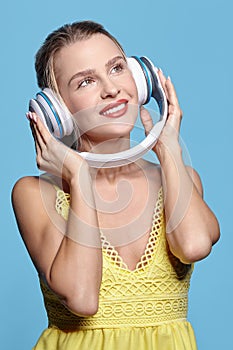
[1,0,232,349]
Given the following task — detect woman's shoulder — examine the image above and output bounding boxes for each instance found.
[11,174,66,241]
[11,174,65,207]
[12,173,65,192]
[12,175,40,202]
[13,174,46,194]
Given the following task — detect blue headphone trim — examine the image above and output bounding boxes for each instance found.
[134,56,153,103]
[37,91,63,138]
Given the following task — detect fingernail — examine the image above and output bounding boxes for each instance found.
[167,76,171,81]
[26,111,33,120]
[32,113,37,123]
[158,67,163,73]
[26,111,37,123]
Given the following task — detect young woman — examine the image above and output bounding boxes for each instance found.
[12,20,220,350]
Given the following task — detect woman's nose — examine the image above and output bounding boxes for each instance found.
[100,78,120,99]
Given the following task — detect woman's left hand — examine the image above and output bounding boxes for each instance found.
[140,70,183,162]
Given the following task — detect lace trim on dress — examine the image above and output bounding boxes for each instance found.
[100,187,164,272]
[54,184,163,272]
[54,186,70,221]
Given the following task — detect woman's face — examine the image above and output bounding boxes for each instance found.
[54,34,139,143]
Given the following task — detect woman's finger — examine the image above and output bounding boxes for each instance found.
[158,69,169,99]
[29,120,42,155]
[27,112,53,145]
[140,106,153,135]
[158,71,180,111]
[27,112,50,156]
[29,116,48,152]
[165,77,179,107]
[166,85,182,131]
[35,113,54,145]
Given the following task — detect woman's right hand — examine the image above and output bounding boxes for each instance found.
[27,112,88,184]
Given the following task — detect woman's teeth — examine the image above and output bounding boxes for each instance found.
[102,103,126,116]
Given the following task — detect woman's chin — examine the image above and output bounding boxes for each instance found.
[79,129,133,154]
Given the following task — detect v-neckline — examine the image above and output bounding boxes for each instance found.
[101,187,164,273]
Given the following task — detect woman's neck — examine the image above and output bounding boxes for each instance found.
[77,133,148,184]
[80,134,131,154]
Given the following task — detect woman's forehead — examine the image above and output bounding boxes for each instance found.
[54,34,123,76]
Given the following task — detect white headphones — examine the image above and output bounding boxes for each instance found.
[29,56,168,168]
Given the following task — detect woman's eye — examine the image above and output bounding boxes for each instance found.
[78,78,94,88]
[111,63,124,74]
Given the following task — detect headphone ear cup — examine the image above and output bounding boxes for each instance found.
[139,57,164,104]
[29,98,54,133]
[43,88,74,138]
[29,88,74,139]
[127,57,152,105]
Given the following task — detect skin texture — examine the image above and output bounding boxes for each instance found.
[12,33,220,316]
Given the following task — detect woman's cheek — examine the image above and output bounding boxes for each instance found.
[72,106,99,134]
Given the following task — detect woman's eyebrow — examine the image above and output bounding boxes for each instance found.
[68,68,96,86]
[68,56,125,86]
[105,55,125,69]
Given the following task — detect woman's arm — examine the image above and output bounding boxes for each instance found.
[12,115,102,316]
[158,145,220,264]
[141,73,220,264]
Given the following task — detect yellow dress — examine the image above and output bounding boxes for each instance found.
[33,187,197,350]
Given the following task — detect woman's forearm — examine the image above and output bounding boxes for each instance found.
[159,143,220,264]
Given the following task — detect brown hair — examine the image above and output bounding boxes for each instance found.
[35,20,125,93]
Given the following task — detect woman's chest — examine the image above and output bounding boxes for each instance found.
[92,171,162,271]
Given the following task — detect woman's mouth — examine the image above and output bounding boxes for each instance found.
[99,99,128,118]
